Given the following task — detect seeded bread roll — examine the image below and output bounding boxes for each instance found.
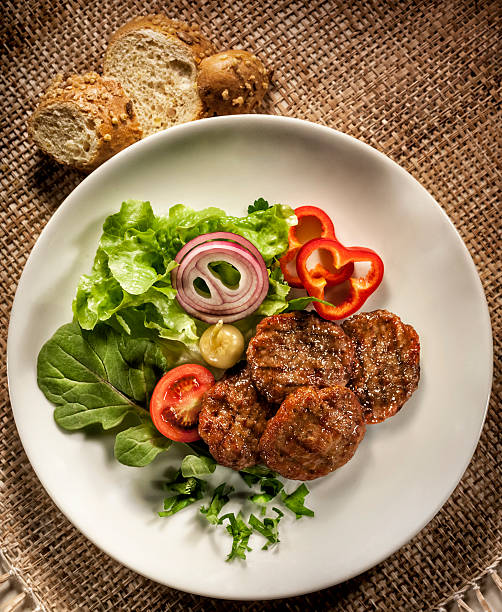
[103,15,216,136]
[28,72,142,171]
[197,50,269,116]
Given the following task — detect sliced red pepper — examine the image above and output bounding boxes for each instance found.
[296,237,384,320]
[279,206,353,287]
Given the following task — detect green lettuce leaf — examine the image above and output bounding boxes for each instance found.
[73,199,295,348]
[114,423,172,467]
[200,483,234,525]
[281,483,315,519]
[219,512,253,561]
[181,454,216,477]
[159,471,207,517]
[249,507,284,549]
[37,322,172,466]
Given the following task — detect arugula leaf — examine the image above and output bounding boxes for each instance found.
[114,423,172,467]
[200,483,234,525]
[249,477,284,506]
[159,471,206,517]
[247,197,271,214]
[284,296,337,312]
[219,512,253,561]
[249,507,284,550]
[181,454,216,477]
[281,483,315,519]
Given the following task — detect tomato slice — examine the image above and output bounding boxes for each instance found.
[150,364,215,442]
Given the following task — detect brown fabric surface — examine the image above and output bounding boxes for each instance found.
[1,0,500,610]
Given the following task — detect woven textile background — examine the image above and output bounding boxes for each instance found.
[1,1,500,610]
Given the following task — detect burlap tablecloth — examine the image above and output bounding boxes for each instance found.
[1,1,500,610]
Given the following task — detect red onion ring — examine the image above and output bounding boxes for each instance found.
[175,232,263,264]
[172,234,269,324]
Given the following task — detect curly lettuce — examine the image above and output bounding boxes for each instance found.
[73,199,295,346]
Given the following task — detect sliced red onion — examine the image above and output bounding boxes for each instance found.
[172,235,269,324]
[175,232,263,264]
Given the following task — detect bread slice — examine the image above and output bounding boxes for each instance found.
[103,15,216,137]
[28,72,142,171]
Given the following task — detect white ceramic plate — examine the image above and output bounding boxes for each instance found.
[8,116,492,600]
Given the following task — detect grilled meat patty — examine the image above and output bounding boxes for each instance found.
[246,311,355,404]
[198,364,273,470]
[259,385,365,480]
[342,309,420,424]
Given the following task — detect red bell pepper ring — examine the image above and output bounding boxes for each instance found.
[279,205,353,287]
[296,237,384,320]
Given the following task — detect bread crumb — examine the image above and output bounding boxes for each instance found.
[232,96,244,106]
[111,117,119,125]
[103,133,112,141]
[262,81,268,89]
[177,31,194,45]
[221,89,229,100]
[245,82,252,90]
[120,113,128,121]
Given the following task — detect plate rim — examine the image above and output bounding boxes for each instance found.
[7,114,493,600]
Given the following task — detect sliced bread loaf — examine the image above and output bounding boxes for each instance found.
[103,15,216,136]
[28,72,142,171]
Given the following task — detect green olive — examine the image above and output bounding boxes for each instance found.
[199,321,245,369]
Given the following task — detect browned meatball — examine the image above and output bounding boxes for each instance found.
[246,311,355,404]
[342,309,420,424]
[258,386,365,480]
[198,365,273,470]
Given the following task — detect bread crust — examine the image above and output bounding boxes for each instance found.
[106,15,216,65]
[197,50,269,116]
[28,72,142,171]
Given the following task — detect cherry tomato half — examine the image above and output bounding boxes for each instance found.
[150,364,215,442]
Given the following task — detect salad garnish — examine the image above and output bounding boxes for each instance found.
[280,204,352,288]
[149,364,215,442]
[157,457,314,561]
[297,237,384,320]
[198,321,245,369]
[173,232,269,323]
[37,196,384,562]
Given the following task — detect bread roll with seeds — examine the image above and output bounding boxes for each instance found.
[103,15,216,136]
[28,72,142,171]
[197,50,269,116]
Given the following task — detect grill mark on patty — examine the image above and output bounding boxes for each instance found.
[198,365,273,470]
[342,309,420,424]
[247,311,355,403]
[258,386,365,480]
